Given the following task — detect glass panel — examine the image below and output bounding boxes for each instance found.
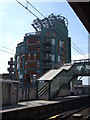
[60,41,62,47]
[52,38,55,45]
[58,56,60,62]
[52,54,55,61]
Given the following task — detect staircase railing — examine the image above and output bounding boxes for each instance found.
[38,82,49,97]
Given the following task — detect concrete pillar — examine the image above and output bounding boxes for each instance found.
[70,78,77,95]
[48,81,51,100]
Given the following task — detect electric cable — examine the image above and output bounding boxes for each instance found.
[26,0,45,18]
[16,0,38,18]
[0,48,14,55]
[0,45,14,52]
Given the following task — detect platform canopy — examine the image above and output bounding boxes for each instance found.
[68,2,90,33]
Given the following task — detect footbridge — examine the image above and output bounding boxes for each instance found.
[36,59,90,100]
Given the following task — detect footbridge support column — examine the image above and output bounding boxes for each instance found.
[70,77,77,95]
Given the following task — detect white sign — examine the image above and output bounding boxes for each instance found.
[19,74,23,79]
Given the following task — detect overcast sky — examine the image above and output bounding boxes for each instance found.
[0,0,89,84]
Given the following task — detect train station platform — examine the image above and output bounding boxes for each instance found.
[0,94,89,119]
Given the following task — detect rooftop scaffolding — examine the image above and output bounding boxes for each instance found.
[32,13,68,31]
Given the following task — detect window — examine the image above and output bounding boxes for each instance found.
[17,64,19,70]
[58,56,60,62]
[52,54,55,61]
[46,32,49,36]
[60,41,62,47]
[21,47,23,53]
[46,54,49,58]
[26,39,28,45]
[37,46,40,50]
[25,62,27,65]
[58,40,60,46]
[52,45,55,52]
[37,61,40,65]
[37,62,40,68]
[25,47,28,52]
[52,38,55,45]
[28,54,31,60]
[34,54,36,57]
[34,53,36,60]
[38,41,40,44]
[53,32,56,37]
[37,71,40,73]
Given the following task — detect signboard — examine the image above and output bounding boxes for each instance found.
[19,74,23,79]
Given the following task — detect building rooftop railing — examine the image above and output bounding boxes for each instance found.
[25,31,41,37]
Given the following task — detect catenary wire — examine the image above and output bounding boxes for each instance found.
[0,48,14,55]
[0,45,14,52]
[26,0,45,18]
[16,0,38,18]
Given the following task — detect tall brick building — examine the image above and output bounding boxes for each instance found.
[14,14,71,84]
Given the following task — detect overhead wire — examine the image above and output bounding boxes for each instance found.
[16,0,87,59]
[26,0,45,18]
[16,0,38,18]
[0,45,14,52]
[0,48,14,55]
[71,42,86,57]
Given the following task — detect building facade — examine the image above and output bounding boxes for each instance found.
[14,14,71,84]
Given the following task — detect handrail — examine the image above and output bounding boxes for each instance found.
[38,83,49,97]
[38,84,49,97]
[38,82,48,93]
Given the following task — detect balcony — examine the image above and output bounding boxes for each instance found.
[42,63,52,69]
[43,47,51,52]
[43,39,51,45]
[43,56,51,61]
[25,31,41,37]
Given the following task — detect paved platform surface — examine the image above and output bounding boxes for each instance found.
[1,100,59,113]
[0,94,89,113]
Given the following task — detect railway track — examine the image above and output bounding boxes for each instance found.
[47,105,90,120]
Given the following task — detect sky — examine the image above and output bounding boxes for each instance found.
[0,0,89,84]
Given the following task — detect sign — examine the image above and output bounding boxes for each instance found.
[19,74,23,79]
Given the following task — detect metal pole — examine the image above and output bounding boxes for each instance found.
[48,81,51,100]
[36,81,38,99]
[76,78,78,95]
